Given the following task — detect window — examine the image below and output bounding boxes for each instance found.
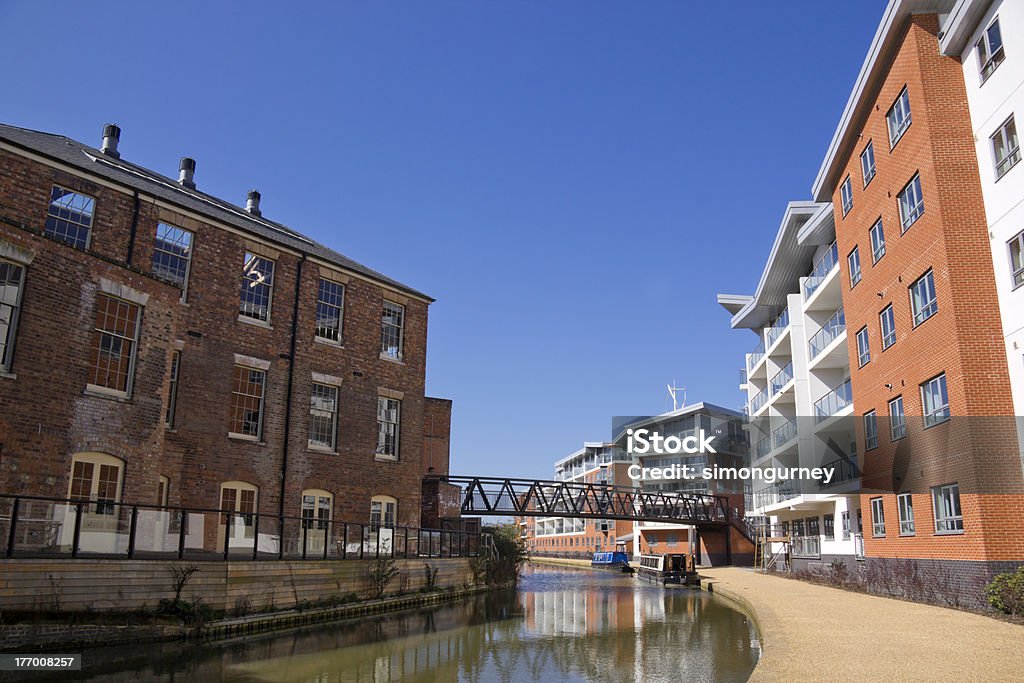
[376,396,401,459]
[898,174,924,232]
[977,17,1005,82]
[840,176,853,216]
[315,279,345,343]
[856,327,871,367]
[240,253,274,323]
[157,475,169,508]
[824,513,835,540]
[861,141,876,186]
[898,493,915,535]
[889,396,906,440]
[848,247,862,288]
[370,495,397,530]
[308,382,338,450]
[932,483,963,533]
[864,410,878,450]
[381,301,404,360]
[152,224,194,294]
[869,219,885,263]
[921,373,950,428]
[68,453,123,517]
[89,295,141,395]
[880,305,896,350]
[0,259,26,372]
[45,185,95,250]
[220,481,257,526]
[909,270,938,326]
[841,511,851,540]
[992,115,1020,179]
[871,498,885,537]
[230,365,266,438]
[166,351,180,428]
[301,489,332,530]
[886,88,912,147]
[1010,231,1024,289]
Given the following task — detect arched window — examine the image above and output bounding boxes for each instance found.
[68,453,124,515]
[301,489,332,530]
[370,495,397,530]
[219,481,258,526]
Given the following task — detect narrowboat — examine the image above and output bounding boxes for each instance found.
[591,542,634,573]
[636,553,697,585]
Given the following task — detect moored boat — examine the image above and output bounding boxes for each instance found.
[591,542,634,573]
[636,553,697,585]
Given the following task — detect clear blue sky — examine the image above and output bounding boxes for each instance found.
[0,1,884,479]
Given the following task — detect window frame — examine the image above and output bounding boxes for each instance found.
[920,373,950,429]
[239,252,275,324]
[45,185,95,250]
[841,510,851,541]
[932,483,964,534]
[861,141,876,187]
[380,300,405,361]
[68,452,124,518]
[370,494,397,530]
[897,493,915,535]
[870,497,885,538]
[308,381,339,451]
[166,350,181,428]
[864,410,878,450]
[879,304,896,350]
[992,114,1020,180]
[229,364,267,440]
[840,175,854,216]
[869,218,886,264]
[315,278,345,344]
[1009,230,1024,290]
[219,480,258,527]
[886,88,912,148]
[977,17,1005,83]
[856,326,871,368]
[848,246,862,288]
[152,223,194,299]
[301,489,333,531]
[898,174,924,232]
[376,396,401,460]
[889,396,906,441]
[88,294,142,397]
[909,270,938,327]
[0,258,26,373]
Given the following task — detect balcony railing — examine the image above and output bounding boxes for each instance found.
[821,456,860,487]
[753,484,800,510]
[765,309,790,349]
[754,436,772,460]
[770,361,794,396]
[808,308,846,360]
[0,494,480,561]
[790,536,821,558]
[748,337,766,372]
[814,379,853,423]
[804,241,839,301]
[773,418,797,449]
[750,387,769,414]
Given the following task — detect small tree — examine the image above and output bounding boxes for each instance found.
[367,557,401,599]
[986,566,1024,616]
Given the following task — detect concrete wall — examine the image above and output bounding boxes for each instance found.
[0,557,478,612]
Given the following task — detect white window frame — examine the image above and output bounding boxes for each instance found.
[856,326,871,367]
[152,223,194,299]
[909,270,938,327]
[861,141,876,186]
[68,452,124,528]
[879,305,896,350]
[897,493,915,535]
[840,176,853,216]
[0,257,26,373]
[898,174,924,232]
[381,300,405,360]
[992,115,1020,180]
[1010,230,1024,290]
[887,88,912,147]
[848,247,862,288]
[932,483,963,534]
[841,510,851,541]
[870,497,885,537]
[376,396,401,460]
[370,495,397,530]
[920,373,950,428]
[45,185,95,250]
[977,17,1005,83]
[240,253,275,323]
[889,396,906,440]
[219,481,258,532]
[315,278,345,343]
[864,410,878,450]
[230,365,266,440]
[869,218,885,264]
[308,382,339,451]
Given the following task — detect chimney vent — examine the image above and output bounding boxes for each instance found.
[178,157,196,189]
[246,189,262,216]
[100,123,121,158]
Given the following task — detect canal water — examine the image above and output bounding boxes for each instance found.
[68,564,760,682]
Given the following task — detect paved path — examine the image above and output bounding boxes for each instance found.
[701,567,1024,682]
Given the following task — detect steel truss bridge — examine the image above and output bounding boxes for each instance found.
[444,476,735,527]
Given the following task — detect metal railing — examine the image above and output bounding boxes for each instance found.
[804,242,839,301]
[752,484,800,510]
[754,436,772,460]
[748,337,766,372]
[0,494,480,562]
[770,361,794,396]
[821,457,860,487]
[750,387,769,414]
[765,309,790,349]
[808,308,845,360]
[814,379,853,423]
[773,418,797,449]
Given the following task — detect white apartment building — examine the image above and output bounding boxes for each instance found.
[718,202,863,571]
[940,0,1024,415]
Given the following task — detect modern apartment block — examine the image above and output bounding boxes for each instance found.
[523,443,634,559]
[718,203,863,572]
[0,122,450,537]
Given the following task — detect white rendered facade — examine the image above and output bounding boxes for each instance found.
[718,202,863,566]
[941,0,1024,415]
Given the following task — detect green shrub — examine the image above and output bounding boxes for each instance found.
[985,566,1024,616]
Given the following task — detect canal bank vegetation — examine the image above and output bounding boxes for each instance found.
[471,524,528,585]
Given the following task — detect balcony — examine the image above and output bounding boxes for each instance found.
[808,308,845,361]
[814,379,853,423]
[822,456,860,487]
[770,361,794,397]
[803,242,838,301]
[773,418,797,449]
[790,536,821,558]
[748,337,766,372]
[753,483,799,510]
[754,436,772,460]
[750,387,769,414]
[765,309,790,349]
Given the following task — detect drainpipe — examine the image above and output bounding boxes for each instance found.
[279,255,306,521]
[126,190,140,266]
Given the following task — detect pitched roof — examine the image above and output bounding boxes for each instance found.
[0,123,433,302]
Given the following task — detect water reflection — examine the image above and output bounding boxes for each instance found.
[69,564,758,683]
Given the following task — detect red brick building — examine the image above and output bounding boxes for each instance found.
[0,122,450,532]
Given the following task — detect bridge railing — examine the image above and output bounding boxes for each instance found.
[0,493,480,561]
